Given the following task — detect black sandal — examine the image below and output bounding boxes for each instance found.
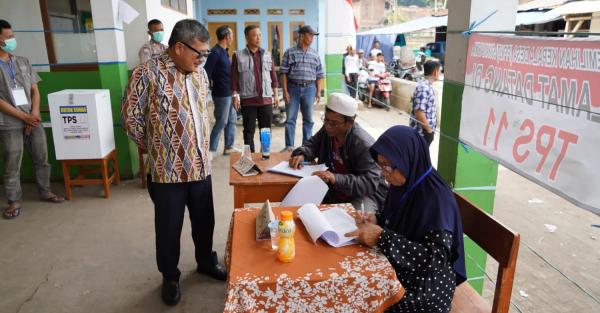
[3,207,21,219]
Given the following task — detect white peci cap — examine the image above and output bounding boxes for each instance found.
[327,93,358,117]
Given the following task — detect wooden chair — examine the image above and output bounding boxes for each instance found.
[450,192,520,313]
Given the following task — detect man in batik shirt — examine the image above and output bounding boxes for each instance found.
[122,19,226,307]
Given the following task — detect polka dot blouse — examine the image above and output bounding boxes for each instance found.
[377,229,457,313]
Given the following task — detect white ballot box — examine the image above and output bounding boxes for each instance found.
[48,89,115,160]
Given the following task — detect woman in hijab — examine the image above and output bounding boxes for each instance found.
[346,126,466,313]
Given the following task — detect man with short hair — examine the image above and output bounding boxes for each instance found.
[0,20,64,220]
[344,47,360,98]
[370,41,383,59]
[205,25,237,156]
[289,93,387,212]
[367,52,387,108]
[122,19,226,307]
[139,19,167,64]
[410,60,442,147]
[231,25,279,153]
[280,25,324,151]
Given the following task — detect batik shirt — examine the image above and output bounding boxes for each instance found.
[122,53,211,183]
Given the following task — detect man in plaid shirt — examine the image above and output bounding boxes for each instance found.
[410,60,442,147]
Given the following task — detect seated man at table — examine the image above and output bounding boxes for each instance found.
[289,93,387,212]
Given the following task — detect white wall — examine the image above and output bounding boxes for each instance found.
[0,0,49,71]
[123,0,149,68]
[123,0,194,69]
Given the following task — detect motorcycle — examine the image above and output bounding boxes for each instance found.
[356,67,391,110]
[389,61,423,82]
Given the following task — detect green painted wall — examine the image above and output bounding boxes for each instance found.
[438,80,499,292]
[98,63,138,179]
[325,54,344,98]
[0,67,140,183]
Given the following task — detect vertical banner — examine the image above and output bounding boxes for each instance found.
[460,34,600,214]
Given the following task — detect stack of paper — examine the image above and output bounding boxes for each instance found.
[297,203,358,247]
[281,176,329,207]
[268,161,328,178]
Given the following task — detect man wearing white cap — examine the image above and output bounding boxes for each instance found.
[289,93,387,211]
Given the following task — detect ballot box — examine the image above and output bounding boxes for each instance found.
[48,89,115,160]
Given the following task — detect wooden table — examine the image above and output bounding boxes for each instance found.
[229,152,299,208]
[224,204,405,312]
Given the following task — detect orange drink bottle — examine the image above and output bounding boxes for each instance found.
[277,211,295,262]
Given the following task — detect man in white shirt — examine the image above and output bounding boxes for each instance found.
[343,47,360,98]
[369,41,383,59]
[367,53,387,108]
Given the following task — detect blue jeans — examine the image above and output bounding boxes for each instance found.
[209,96,237,152]
[284,84,316,147]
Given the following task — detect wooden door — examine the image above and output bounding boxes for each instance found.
[267,22,284,67]
[207,22,238,57]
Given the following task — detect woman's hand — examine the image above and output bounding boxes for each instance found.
[345,222,383,248]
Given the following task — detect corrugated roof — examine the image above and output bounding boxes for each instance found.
[357,15,448,35]
[518,0,568,11]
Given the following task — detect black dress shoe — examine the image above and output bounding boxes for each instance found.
[161,279,181,306]
[197,251,228,281]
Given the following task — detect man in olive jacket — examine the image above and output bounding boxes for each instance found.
[289,93,387,212]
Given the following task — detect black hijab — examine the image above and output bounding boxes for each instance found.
[370,126,466,285]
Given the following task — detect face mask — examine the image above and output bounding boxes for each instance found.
[1,38,17,53]
[152,31,164,43]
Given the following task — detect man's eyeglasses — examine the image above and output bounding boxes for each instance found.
[180,41,211,59]
[321,115,344,128]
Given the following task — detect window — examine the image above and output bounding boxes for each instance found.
[162,0,187,14]
[40,0,97,71]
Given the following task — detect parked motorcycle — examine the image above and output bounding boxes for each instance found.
[389,61,423,82]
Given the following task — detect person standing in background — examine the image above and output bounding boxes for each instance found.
[344,47,360,98]
[205,25,238,157]
[139,19,167,64]
[410,60,442,147]
[231,25,279,153]
[0,20,64,220]
[280,25,324,152]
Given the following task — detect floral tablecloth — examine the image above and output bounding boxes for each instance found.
[223,204,404,313]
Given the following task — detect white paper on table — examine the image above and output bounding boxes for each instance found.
[268,161,328,178]
[118,0,139,24]
[281,176,329,207]
[297,203,358,247]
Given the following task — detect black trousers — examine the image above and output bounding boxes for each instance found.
[346,73,358,98]
[147,175,215,281]
[241,105,272,152]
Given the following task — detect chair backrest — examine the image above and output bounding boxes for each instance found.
[454,192,520,313]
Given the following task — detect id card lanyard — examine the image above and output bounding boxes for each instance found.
[0,57,28,107]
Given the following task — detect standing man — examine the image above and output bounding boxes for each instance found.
[122,20,226,306]
[410,60,442,147]
[280,25,324,152]
[205,25,237,156]
[369,41,383,60]
[139,19,167,64]
[0,20,64,220]
[344,47,360,98]
[357,49,369,68]
[231,25,279,153]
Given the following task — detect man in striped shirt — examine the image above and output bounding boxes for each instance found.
[280,25,324,151]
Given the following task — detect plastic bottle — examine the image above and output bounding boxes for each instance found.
[277,211,295,262]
